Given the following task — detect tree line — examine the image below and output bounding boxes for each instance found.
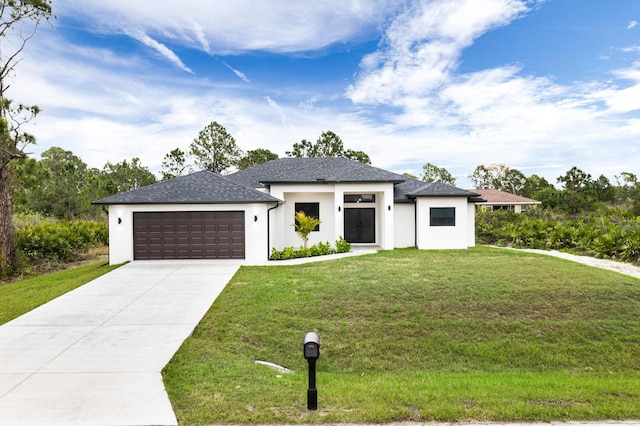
[160,121,370,179]
[9,122,373,221]
[416,162,640,218]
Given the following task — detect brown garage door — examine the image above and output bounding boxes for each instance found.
[133,211,245,260]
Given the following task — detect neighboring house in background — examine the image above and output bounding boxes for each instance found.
[470,189,541,213]
[95,158,483,265]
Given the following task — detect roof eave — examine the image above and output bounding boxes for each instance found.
[92,199,283,206]
[261,179,405,185]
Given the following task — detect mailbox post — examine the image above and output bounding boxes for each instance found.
[303,332,320,410]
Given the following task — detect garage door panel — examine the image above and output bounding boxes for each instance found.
[133,211,245,260]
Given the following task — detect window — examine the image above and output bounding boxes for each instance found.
[295,202,320,231]
[344,194,376,203]
[430,207,455,227]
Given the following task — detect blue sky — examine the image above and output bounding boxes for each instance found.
[11,0,640,187]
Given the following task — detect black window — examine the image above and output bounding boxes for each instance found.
[430,207,455,227]
[344,194,376,203]
[295,202,320,231]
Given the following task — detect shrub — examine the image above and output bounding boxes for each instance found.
[335,236,351,253]
[281,246,296,260]
[476,209,640,264]
[270,247,282,260]
[270,240,342,260]
[15,220,108,262]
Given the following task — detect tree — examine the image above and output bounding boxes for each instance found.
[468,163,525,194]
[402,172,418,179]
[0,0,53,269]
[343,149,371,164]
[286,130,371,164]
[615,172,637,204]
[469,165,491,189]
[189,121,242,173]
[161,148,189,180]
[557,166,596,218]
[286,139,313,158]
[593,174,614,203]
[30,147,90,219]
[102,157,156,195]
[238,148,278,170]
[502,168,526,195]
[521,174,560,208]
[10,155,44,213]
[293,211,321,249]
[421,163,456,185]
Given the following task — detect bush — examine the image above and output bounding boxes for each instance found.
[476,209,640,264]
[335,236,351,253]
[15,220,108,262]
[269,238,347,260]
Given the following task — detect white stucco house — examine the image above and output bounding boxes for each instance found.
[94,157,483,265]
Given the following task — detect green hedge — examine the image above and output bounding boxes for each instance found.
[15,221,108,262]
[476,209,640,264]
[270,237,351,260]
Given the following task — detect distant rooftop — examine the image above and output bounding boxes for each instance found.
[469,189,541,205]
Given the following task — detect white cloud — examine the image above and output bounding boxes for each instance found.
[54,0,406,54]
[628,20,638,29]
[7,0,640,189]
[265,96,287,126]
[347,0,529,104]
[224,63,250,83]
[129,30,194,74]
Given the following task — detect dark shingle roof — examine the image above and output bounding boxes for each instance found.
[93,170,281,205]
[394,177,479,202]
[227,157,405,188]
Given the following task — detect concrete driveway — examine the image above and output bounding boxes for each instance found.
[0,260,242,426]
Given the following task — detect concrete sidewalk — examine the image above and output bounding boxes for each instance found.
[0,260,242,426]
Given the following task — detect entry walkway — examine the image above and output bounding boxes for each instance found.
[0,260,242,426]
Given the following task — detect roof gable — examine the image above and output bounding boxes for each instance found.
[394,177,479,202]
[227,157,405,188]
[93,170,280,205]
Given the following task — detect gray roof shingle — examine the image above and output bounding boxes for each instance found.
[227,157,405,188]
[93,158,481,205]
[93,170,281,205]
[394,177,479,202]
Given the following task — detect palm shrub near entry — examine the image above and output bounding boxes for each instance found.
[270,238,351,260]
[293,211,321,249]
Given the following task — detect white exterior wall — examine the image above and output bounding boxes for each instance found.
[467,202,476,247]
[415,197,472,250]
[336,183,395,250]
[393,203,415,248]
[268,182,395,251]
[107,203,272,265]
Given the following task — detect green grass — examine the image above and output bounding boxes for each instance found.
[162,246,640,424]
[0,260,122,325]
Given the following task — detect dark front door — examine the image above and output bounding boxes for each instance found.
[344,208,375,243]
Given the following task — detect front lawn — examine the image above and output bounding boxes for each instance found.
[0,260,122,325]
[163,247,640,424]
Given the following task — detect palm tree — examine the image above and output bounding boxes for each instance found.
[293,211,321,249]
